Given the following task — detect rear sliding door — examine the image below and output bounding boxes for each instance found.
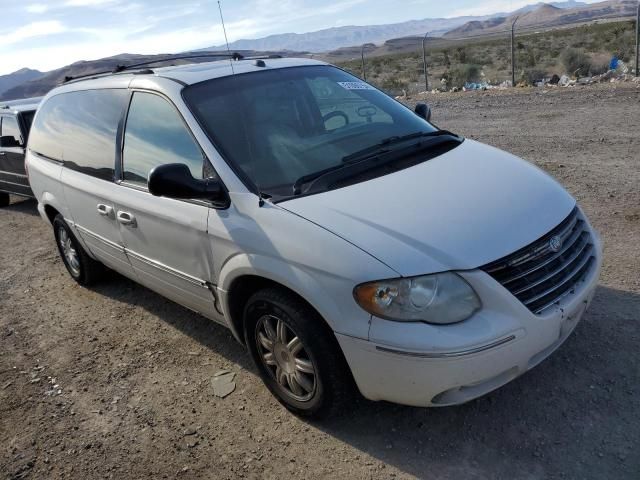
[30,89,136,277]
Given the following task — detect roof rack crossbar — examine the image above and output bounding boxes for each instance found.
[61,52,284,84]
[63,70,114,84]
[112,52,245,73]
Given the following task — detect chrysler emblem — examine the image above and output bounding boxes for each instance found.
[549,235,563,253]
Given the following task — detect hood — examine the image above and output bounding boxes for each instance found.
[280,139,575,277]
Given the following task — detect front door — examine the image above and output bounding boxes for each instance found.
[114,90,219,320]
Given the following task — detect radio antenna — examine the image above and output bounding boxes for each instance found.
[217,1,235,74]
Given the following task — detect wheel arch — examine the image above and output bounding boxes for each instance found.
[218,255,344,346]
[39,191,66,225]
[43,203,60,224]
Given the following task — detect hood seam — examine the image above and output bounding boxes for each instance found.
[277,203,402,277]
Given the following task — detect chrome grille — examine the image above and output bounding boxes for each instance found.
[481,207,595,314]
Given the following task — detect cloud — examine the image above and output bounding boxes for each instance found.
[63,0,121,6]
[26,4,49,14]
[4,21,67,46]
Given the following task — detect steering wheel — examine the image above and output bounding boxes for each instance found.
[322,111,349,130]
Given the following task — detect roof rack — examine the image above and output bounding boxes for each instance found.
[62,52,283,84]
[0,96,44,109]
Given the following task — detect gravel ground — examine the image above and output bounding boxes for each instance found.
[1,83,639,480]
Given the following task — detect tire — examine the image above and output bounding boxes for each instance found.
[0,192,10,207]
[244,287,354,419]
[52,214,104,285]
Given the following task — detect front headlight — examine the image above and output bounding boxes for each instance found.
[353,272,481,325]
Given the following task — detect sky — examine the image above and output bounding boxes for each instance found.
[0,0,603,75]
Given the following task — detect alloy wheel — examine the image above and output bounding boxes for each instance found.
[58,227,81,277]
[255,314,317,402]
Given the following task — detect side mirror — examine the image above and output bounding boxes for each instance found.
[0,136,21,148]
[148,163,227,204]
[414,103,432,122]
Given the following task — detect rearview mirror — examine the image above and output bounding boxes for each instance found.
[414,103,432,122]
[0,136,21,148]
[148,163,227,204]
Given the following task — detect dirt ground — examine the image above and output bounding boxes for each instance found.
[1,83,639,480]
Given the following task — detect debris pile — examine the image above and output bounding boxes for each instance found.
[423,56,638,94]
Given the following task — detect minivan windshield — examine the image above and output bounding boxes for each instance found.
[183,65,451,199]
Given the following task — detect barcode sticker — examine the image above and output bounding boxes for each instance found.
[337,81,375,90]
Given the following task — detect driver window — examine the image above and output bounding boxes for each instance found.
[123,92,204,185]
[1,116,23,146]
[305,77,392,130]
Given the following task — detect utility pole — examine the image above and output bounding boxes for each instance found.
[636,2,640,77]
[511,16,519,87]
[361,44,367,81]
[422,32,430,92]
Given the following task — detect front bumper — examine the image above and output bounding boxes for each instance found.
[337,231,602,407]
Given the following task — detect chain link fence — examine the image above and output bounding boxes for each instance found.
[339,9,640,97]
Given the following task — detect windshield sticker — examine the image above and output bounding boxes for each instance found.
[337,81,375,90]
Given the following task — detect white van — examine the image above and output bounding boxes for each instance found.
[26,56,602,418]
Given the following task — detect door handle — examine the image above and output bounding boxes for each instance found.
[97,204,114,217]
[116,211,136,227]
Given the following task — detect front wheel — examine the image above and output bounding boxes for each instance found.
[0,192,10,207]
[244,287,354,418]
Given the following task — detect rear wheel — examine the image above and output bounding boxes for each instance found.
[53,214,104,285]
[244,287,354,418]
[0,192,10,207]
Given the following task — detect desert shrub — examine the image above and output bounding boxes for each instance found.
[442,50,451,68]
[448,64,481,88]
[523,68,546,85]
[454,47,467,64]
[381,77,409,94]
[517,48,537,68]
[590,62,610,75]
[560,48,592,76]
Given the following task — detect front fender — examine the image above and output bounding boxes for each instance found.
[217,252,362,342]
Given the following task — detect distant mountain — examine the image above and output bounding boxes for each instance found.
[198,2,591,53]
[3,0,637,100]
[0,68,44,97]
[0,54,159,101]
[514,1,587,14]
[0,51,285,100]
[198,16,496,53]
[445,0,637,38]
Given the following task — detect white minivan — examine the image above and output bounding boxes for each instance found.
[26,56,602,418]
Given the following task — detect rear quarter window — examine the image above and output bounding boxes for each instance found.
[29,89,129,181]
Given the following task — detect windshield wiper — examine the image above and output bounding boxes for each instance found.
[292,162,354,196]
[341,130,458,164]
[291,131,462,196]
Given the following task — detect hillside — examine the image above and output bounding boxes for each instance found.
[198,16,494,53]
[335,19,637,95]
[0,68,43,97]
[445,0,637,37]
[2,0,636,100]
[0,51,283,101]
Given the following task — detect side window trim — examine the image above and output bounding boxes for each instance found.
[114,89,133,183]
